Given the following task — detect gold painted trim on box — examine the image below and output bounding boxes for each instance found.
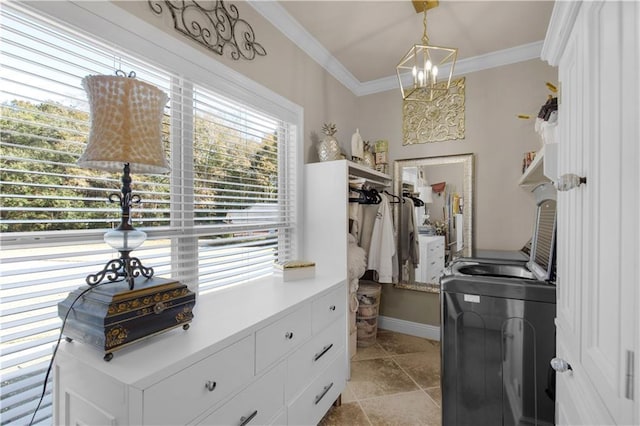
[108,287,190,316]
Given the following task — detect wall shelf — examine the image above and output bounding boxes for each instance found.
[518,145,550,189]
[346,160,391,187]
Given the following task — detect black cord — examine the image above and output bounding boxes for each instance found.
[28,281,112,426]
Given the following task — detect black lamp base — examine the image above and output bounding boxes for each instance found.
[85,251,153,290]
[58,276,195,361]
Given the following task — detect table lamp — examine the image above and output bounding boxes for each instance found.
[58,72,195,361]
[78,71,169,290]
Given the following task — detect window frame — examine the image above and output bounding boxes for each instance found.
[0,3,304,423]
[2,0,305,263]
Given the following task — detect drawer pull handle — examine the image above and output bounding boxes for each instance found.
[205,380,217,392]
[239,410,258,426]
[285,331,294,340]
[313,343,334,362]
[329,305,336,311]
[314,382,334,405]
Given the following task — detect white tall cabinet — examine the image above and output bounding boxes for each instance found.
[304,160,392,363]
[542,1,639,424]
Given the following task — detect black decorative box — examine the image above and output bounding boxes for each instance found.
[58,276,195,361]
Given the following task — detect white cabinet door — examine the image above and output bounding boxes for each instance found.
[550,1,639,424]
[578,3,636,424]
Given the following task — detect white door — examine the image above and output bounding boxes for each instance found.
[546,1,639,424]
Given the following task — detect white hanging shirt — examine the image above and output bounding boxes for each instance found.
[367,196,397,283]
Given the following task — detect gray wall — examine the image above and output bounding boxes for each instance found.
[115,1,358,163]
[114,1,557,327]
[357,59,558,326]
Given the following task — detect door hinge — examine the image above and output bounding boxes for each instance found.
[625,350,634,400]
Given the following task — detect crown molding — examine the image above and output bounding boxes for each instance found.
[247,0,362,92]
[248,1,546,97]
[541,1,582,66]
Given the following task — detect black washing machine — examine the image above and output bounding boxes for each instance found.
[441,183,557,426]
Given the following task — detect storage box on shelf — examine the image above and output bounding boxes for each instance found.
[54,275,347,425]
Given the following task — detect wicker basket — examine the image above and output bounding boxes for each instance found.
[356,282,382,347]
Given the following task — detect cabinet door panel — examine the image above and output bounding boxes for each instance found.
[555,336,614,425]
[554,2,638,424]
[579,3,635,424]
[555,15,582,366]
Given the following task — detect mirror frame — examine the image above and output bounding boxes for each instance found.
[393,153,474,292]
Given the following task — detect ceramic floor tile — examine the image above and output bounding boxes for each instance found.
[341,381,357,403]
[376,330,439,355]
[333,331,443,425]
[359,390,441,426]
[319,402,371,426]
[425,387,442,407]
[353,342,391,361]
[393,350,440,389]
[349,357,418,399]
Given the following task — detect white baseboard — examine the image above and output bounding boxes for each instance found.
[378,316,440,341]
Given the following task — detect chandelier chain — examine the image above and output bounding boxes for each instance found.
[422,2,429,44]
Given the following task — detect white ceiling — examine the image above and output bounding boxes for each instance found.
[250,1,555,95]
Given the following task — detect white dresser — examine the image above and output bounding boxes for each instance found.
[415,235,445,284]
[54,275,347,425]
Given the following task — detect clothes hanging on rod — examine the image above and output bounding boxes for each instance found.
[349,184,381,244]
[348,191,398,284]
[367,194,398,284]
[399,197,420,282]
[383,190,403,204]
[349,187,382,205]
[402,191,425,207]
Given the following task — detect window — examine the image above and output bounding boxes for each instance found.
[0,3,301,424]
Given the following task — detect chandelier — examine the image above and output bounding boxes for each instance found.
[396,1,458,101]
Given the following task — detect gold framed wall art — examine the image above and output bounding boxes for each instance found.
[402,77,465,145]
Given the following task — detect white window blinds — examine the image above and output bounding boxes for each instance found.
[0,3,299,424]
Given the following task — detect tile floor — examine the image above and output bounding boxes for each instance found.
[319,329,442,426]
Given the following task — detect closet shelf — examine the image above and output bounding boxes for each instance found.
[518,145,550,189]
[346,160,392,187]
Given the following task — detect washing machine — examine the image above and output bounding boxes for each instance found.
[440,183,557,426]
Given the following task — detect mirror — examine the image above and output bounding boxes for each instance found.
[393,154,474,292]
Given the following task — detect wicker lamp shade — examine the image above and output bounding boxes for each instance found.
[78,75,169,174]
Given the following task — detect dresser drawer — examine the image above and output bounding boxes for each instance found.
[287,354,346,426]
[428,243,444,255]
[286,314,345,400]
[311,285,345,334]
[256,304,311,373]
[198,362,285,426]
[144,335,254,425]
